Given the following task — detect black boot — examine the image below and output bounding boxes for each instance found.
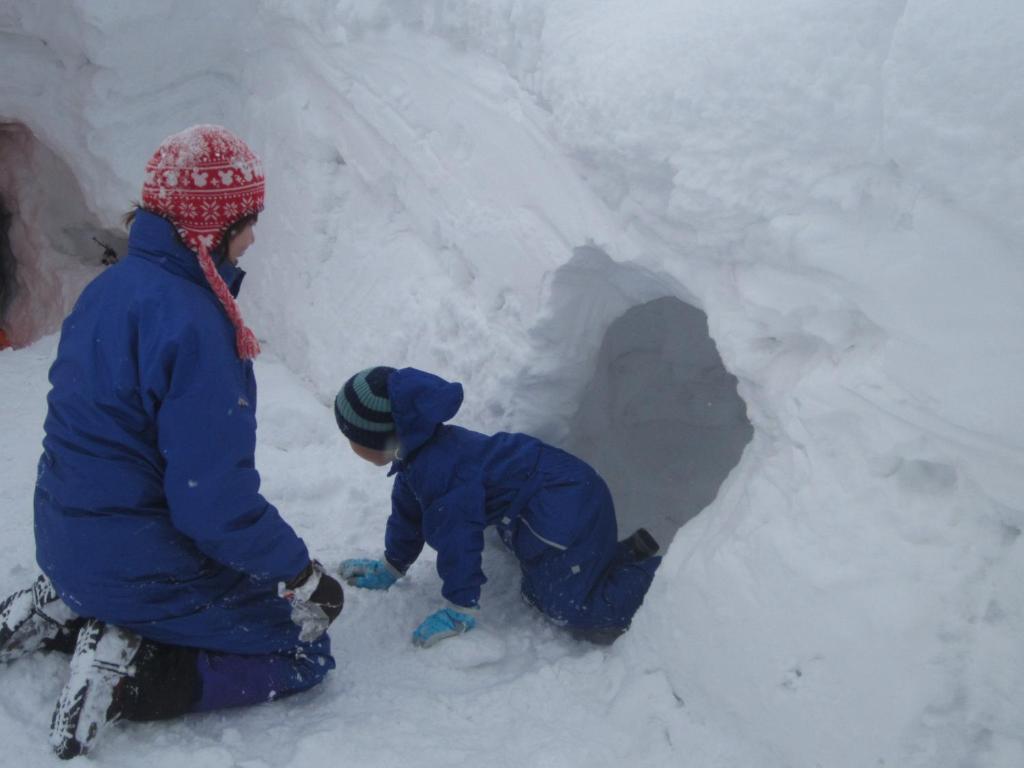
[50,619,142,759]
[49,621,201,759]
[0,574,81,663]
[623,528,660,561]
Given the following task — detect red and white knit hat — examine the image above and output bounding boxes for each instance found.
[141,124,264,359]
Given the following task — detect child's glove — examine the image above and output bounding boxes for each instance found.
[338,558,402,590]
[278,560,344,642]
[412,603,478,648]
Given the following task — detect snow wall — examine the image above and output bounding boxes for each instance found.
[2,2,1024,766]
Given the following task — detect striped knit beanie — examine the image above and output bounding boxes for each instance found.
[335,367,397,450]
[141,125,264,360]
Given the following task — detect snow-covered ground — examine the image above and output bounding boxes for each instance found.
[2,2,1023,766]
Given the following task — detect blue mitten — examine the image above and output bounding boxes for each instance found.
[338,558,402,590]
[412,604,478,648]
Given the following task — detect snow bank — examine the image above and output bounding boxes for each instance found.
[2,1,1023,766]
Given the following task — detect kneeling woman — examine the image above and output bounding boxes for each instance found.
[0,126,342,759]
[337,367,661,648]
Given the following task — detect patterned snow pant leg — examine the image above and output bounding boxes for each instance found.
[519,479,661,632]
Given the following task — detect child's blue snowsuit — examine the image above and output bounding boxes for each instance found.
[384,368,661,630]
[33,210,333,709]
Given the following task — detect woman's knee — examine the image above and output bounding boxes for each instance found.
[192,644,335,713]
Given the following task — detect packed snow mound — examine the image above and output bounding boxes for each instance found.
[2,2,1023,767]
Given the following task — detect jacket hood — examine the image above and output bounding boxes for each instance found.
[389,368,464,456]
[127,209,246,297]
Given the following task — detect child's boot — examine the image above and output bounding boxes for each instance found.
[0,573,80,663]
[627,528,660,560]
[570,625,627,646]
[619,528,660,562]
[49,619,143,759]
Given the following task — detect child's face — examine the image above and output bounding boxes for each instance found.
[349,439,394,467]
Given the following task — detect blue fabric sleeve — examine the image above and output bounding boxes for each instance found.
[384,473,425,573]
[156,323,309,584]
[421,482,487,608]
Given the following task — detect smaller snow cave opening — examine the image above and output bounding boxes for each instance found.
[0,194,13,335]
[0,122,126,346]
[565,296,753,548]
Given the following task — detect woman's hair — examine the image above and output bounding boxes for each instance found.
[122,203,141,230]
[123,206,258,258]
[223,213,259,245]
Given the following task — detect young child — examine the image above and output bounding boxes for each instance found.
[337,366,661,647]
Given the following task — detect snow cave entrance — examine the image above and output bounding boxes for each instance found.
[520,246,752,550]
[565,296,753,547]
[0,122,123,346]
[0,193,13,343]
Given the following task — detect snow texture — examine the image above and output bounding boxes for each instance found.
[1,1,1023,766]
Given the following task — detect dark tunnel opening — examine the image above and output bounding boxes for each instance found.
[0,122,125,346]
[0,194,14,343]
[565,295,753,548]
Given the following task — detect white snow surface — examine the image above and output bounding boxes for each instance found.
[2,1,1024,766]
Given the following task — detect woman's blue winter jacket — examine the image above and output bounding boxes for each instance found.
[34,210,313,655]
